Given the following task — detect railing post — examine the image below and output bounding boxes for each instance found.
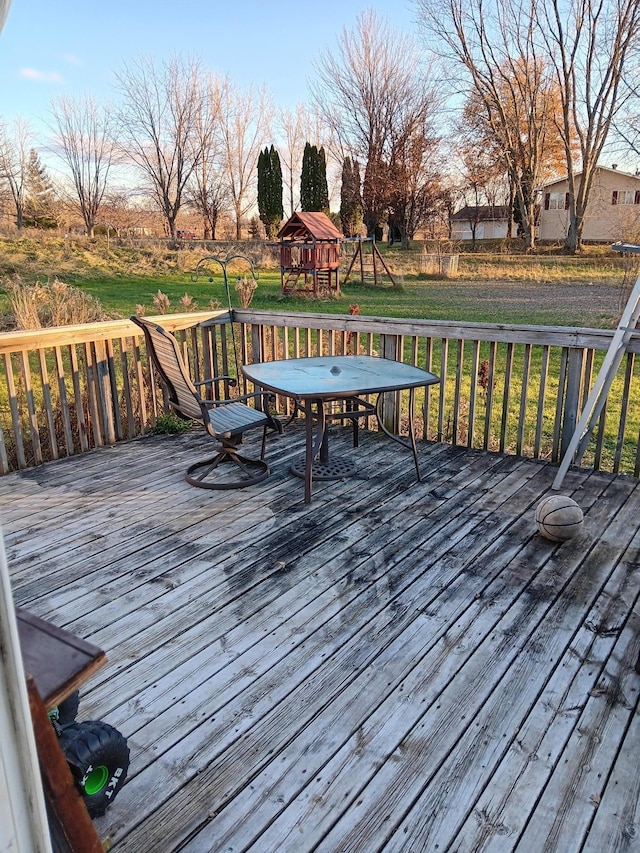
[560,347,585,460]
[380,334,402,433]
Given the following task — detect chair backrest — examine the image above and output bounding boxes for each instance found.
[130,316,205,423]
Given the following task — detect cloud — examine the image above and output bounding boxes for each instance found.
[20,68,64,83]
[63,54,83,67]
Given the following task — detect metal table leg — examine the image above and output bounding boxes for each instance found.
[375,386,422,481]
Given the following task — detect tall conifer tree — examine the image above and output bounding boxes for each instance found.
[24,149,58,229]
[300,143,329,213]
[257,145,284,238]
[340,157,362,236]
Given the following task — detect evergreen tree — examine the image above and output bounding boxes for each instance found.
[339,157,362,236]
[257,145,284,239]
[300,142,314,212]
[316,147,329,213]
[270,146,284,233]
[300,143,329,213]
[24,149,58,229]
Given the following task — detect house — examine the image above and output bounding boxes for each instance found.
[539,164,640,242]
[450,205,517,241]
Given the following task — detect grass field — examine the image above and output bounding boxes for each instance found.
[0,234,636,329]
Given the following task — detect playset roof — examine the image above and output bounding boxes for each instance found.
[276,211,343,242]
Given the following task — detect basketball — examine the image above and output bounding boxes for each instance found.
[535,495,584,542]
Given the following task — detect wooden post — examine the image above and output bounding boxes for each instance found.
[560,347,584,460]
[381,335,401,433]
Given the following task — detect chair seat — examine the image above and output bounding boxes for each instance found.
[207,401,269,439]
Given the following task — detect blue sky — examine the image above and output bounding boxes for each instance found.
[0,0,420,134]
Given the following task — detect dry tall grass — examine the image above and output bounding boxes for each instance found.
[5,277,108,329]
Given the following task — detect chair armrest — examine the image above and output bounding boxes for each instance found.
[194,376,237,389]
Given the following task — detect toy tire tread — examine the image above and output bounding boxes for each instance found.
[57,720,129,817]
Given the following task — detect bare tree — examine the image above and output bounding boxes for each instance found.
[115,55,208,240]
[417,0,640,252]
[217,79,272,240]
[312,10,442,242]
[453,136,509,248]
[418,0,567,249]
[539,0,640,251]
[187,73,228,239]
[277,103,309,217]
[0,117,32,230]
[49,94,116,237]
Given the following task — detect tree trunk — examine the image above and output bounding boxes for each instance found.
[564,217,582,253]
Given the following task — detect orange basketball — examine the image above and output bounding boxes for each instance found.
[535,495,584,542]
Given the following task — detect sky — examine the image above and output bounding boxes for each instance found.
[0,0,421,139]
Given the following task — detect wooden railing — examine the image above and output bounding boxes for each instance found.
[1,308,639,479]
[232,309,640,478]
[0,312,228,474]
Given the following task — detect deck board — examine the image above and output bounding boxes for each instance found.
[3,422,639,852]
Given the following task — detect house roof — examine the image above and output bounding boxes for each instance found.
[276,211,343,242]
[539,164,640,190]
[451,205,511,222]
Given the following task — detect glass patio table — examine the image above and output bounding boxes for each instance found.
[242,355,440,503]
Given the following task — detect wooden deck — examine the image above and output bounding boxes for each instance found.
[2,422,640,852]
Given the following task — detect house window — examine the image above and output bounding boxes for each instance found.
[546,191,566,210]
[612,190,639,205]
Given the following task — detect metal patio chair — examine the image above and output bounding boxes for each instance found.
[131,316,282,490]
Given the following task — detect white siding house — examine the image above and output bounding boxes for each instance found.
[450,205,517,241]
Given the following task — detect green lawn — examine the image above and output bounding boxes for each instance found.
[0,234,633,329]
[66,271,629,329]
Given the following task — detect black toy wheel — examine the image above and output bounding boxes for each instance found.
[55,690,80,725]
[57,720,130,817]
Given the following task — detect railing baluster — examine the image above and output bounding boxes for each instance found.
[118,338,136,440]
[438,338,448,443]
[37,348,59,461]
[516,344,532,456]
[53,345,74,456]
[468,339,480,449]
[534,345,550,458]
[452,338,464,446]
[499,342,514,453]
[552,348,569,462]
[4,352,27,468]
[613,352,634,472]
[483,341,497,451]
[20,351,42,465]
[106,339,123,442]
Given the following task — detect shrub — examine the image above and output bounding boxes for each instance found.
[4,276,107,329]
[151,413,192,434]
[235,275,257,308]
[179,293,198,312]
[152,290,171,313]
